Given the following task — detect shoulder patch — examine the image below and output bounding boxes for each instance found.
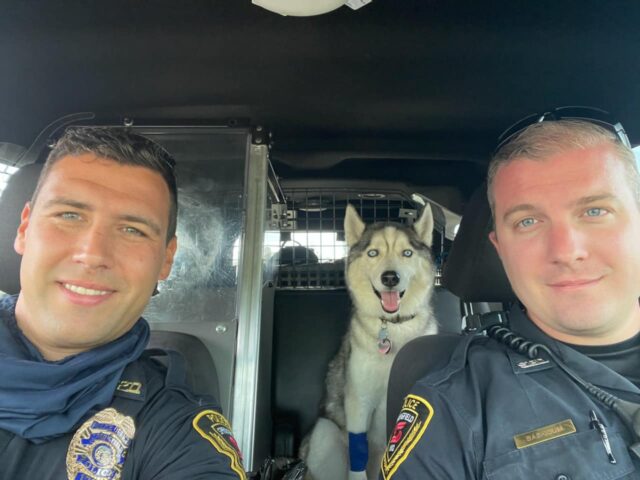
[66,407,136,480]
[193,409,247,480]
[381,394,434,480]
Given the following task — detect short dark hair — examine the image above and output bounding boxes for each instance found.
[31,127,178,242]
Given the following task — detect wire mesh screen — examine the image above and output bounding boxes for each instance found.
[268,188,437,289]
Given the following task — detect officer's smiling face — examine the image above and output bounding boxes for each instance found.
[489,144,640,345]
[13,154,177,360]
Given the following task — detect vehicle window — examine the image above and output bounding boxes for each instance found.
[0,162,18,196]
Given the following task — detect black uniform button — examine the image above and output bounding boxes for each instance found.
[555,475,569,480]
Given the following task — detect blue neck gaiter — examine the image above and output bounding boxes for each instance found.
[0,295,150,443]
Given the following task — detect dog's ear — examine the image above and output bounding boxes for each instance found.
[344,204,366,247]
[413,203,434,248]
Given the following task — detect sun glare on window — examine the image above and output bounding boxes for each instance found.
[0,163,18,196]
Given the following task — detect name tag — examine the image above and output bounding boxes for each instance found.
[514,419,576,449]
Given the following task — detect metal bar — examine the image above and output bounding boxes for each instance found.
[232,142,269,470]
[319,189,323,264]
[332,192,337,263]
[267,159,286,204]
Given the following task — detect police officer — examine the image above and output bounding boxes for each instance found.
[381,115,640,478]
[0,127,246,479]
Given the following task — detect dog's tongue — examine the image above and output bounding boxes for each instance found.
[380,291,400,313]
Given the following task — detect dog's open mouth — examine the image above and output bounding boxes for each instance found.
[373,288,405,314]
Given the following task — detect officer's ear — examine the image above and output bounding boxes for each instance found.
[159,235,177,280]
[14,202,32,256]
[488,230,501,257]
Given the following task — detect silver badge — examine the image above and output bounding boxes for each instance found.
[66,407,136,480]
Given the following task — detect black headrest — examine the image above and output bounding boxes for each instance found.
[441,183,515,303]
[0,163,43,294]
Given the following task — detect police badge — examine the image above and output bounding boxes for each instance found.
[66,407,136,480]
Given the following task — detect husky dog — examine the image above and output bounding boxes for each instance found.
[300,204,438,480]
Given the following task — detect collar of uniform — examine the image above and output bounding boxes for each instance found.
[113,360,147,402]
[507,305,640,395]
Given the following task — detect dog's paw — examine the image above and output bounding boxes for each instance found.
[348,470,368,480]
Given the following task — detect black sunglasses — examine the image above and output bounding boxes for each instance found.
[495,106,631,153]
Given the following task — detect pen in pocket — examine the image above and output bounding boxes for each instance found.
[589,409,616,464]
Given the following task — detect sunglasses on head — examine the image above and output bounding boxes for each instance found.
[495,106,631,153]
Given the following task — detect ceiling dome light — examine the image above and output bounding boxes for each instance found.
[252,0,346,17]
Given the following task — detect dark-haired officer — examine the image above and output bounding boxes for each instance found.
[0,127,245,479]
[382,114,640,478]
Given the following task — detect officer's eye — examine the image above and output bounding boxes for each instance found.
[585,207,606,217]
[367,249,379,257]
[517,217,537,228]
[123,226,146,237]
[59,212,81,220]
[402,249,413,257]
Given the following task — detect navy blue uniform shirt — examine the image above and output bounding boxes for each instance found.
[0,296,246,480]
[381,306,640,479]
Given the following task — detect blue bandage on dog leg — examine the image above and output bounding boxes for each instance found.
[348,432,368,472]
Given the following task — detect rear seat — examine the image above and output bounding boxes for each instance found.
[270,284,461,457]
[272,289,352,456]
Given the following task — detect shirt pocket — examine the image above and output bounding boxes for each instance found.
[483,429,635,480]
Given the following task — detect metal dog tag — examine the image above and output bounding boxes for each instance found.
[378,325,392,355]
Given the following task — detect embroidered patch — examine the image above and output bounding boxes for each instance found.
[66,407,136,480]
[381,394,434,479]
[514,419,576,449]
[193,410,246,480]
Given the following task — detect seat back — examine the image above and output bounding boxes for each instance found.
[148,330,220,399]
[386,333,462,436]
[271,289,352,455]
[387,183,515,435]
[441,183,514,303]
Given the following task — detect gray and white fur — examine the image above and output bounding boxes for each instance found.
[300,204,438,480]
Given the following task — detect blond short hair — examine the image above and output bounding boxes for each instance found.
[487,120,639,217]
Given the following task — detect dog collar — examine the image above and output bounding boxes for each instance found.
[377,315,416,355]
[379,314,416,324]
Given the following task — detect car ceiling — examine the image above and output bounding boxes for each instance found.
[1,0,639,182]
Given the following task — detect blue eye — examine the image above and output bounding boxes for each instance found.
[403,249,413,257]
[60,212,80,220]
[123,226,145,237]
[518,217,537,228]
[367,249,379,257]
[585,207,605,217]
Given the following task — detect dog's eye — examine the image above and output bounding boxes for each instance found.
[367,249,379,257]
[402,249,413,257]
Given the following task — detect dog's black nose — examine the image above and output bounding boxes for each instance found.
[381,270,400,287]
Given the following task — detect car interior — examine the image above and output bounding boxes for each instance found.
[1,0,640,473]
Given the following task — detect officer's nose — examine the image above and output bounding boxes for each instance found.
[72,224,114,270]
[548,222,588,265]
[381,270,400,287]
